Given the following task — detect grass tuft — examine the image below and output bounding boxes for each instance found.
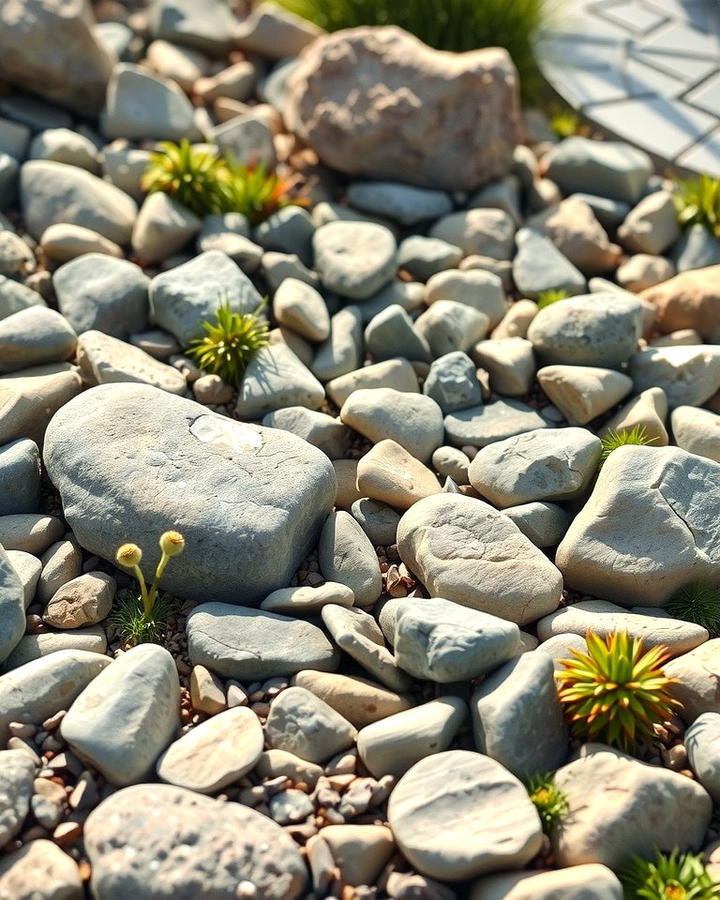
[667,583,720,638]
[536,289,571,309]
[673,173,720,238]
[109,589,176,649]
[600,425,657,466]
[620,849,720,900]
[525,772,567,834]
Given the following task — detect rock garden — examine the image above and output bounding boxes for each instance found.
[2,0,720,898]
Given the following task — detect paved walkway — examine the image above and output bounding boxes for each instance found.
[537,0,720,174]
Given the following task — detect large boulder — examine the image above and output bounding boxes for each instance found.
[43,384,336,605]
[0,0,113,113]
[556,446,720,605]
[284,27,521,191]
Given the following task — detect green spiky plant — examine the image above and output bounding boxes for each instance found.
[525,772,568,834]
[110,531,185,647]
[536,288,571,309]
[186,298,270,388]
[600,425,657,466]
[220,159,307,225]
[673,173,720,238]
[667,583,720,638]
[556,631,682,753]
[276,0,553,100]
[621,849,720,900]
[141,139,229,216]
[548,106,582,139]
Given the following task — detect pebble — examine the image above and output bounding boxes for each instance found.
[425,269,507,328]
[0,306,77,375]
[0,438,40,516]
[671,405,720,462]
[192,373,233,405]
[629,345,720,409]
[269,788,314,824]
[189,665,226,716]
[322,824,396,886]
[443,399,548,449]
[398,236,463,281]
[430,209,515,260]
[503,501,570,548]
[274,277,330,342]
[293,670,413,728]
[512,229,586,299]
[388,750,542,881]
[261,582,355,615]
[157,707,263,794]
[470,865,623,900]
[0,513,64,554]
[6,549,40,609]
[314,221,397,300]
[318,512,382,608]
[254,206,315,266]
[0,749,35,848]
[77,330,188,395]
[357,697,467,778]
[686,712,720,802]
[544,137,652,204]
[416,301,490,359]
[131,192,201,265]
[665,640,720,723]
[0,276,46,321]
[37,539,82,604]
[357,439,441,510]
[312,305,363,382]
[602,386,669,446]
[350,498,401,546]
[536,365,633,425]
[423,351,483,414]
[347,182,452,226]
[42,571,115,629]
[237,342,326,417]
[326,357,419,407]
[40,223,123,264]
[0,838,83,900]
[471,337,535,397]
[365,303,432,365]
[266,686,357,763]
[61,644,180,786]
[617,253,675,292]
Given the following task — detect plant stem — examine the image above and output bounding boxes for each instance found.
[147,551,170,610]
[132,564,151,616]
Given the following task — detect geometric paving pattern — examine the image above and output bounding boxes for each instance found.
[537,0,720,174]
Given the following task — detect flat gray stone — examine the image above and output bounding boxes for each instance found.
[326,357,419,407]
[365,304,432,365]
[398,494,562,626]
[397,236,463,281]
[425,269,507,327]
[0,749,35,849]
[6,549,40,608]
[471,651,568,779]
[263,407,349,459]
[318,512,382,608]
[29,127,99,172]
[0,439,40,515]
[20,161,136,244]
[444,400,548,449]
[686,712,720,803]
[512,229,586,299]
[149,250,262,346]
[673,224,720,273]
[273,278,330,343]
[187,602,339,680]
[350,498,401,546]
[150,0,238,54]
[394,597,521,682]
[44,384,335,604]
[0,363,83,448]
[61,644,180,786]
[0,545,27,666]
[53,254,149,339]
[388,750,543,881]
[260,582,354,616]
[470,865,623,900]
[84,784,307,899]
[265,686,356,763]
[347,182,453,226]
[357,280,425,324]
[312,305,363,382]
[544,138,652,204]
[314,221,397,300]
[4,627,107,670]
[237,342,325,418]
[430,209,515,260]
[0,276,45,322]
[254,207,315,266]
[77,330,187,395]
[503,501,570,548]
[665,640,720,723]
[415,302,490,359]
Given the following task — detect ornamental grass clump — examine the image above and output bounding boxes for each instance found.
[667,583,720,638]
[556,631,681,753]
[673,173,720,238]
[111,530,185,647]
[600,425,657,466]
[525,772,568,834]
[186,298,270,387]
[620,849,720,900]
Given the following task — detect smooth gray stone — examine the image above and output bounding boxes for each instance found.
[347,182,453,226]
[415,300,490,358]
[0,94,72,132]
[53,254,149,339]
[365,304,432,365]
[187,602,339,680]
[0,649,111,744]
[444,400,548,449]
[254,206,315,266]
[0,117,30,160]
[149,250,262,346]
[536,632,587,673]
[85,783,307,899]
[318,511,382,607]
[394,597,521,683]
[263,407,350,459]
[314,221,397,300]
[0,439,40,515]
[357,280,425,324]
[350,498,401,546]
[0,154,19,210]
[95,21,137,61]
[470,865,624,899]
[686,712,720,803]
[101,145,151,202]
[61,644,180,786]
[0,306,76,374]
[265,686,356,763]
[544,137,652,204]
[101,63,202,142]
[672,223,720,273]
[149,0,238,54]
[432,445,470,484]
[262,251,319,291]
[5,550,40,609]
[423,351,482,414]
[29,127,99,172]
[503,501,570,548]
[0,749,35,848]
[527,292,643,368]
[20,160,137,244]
[312,305,363,382]
[0,545,24,666]
[430,209,516,260]
[569,192,630,230]
[472,651,568,780]
[397,235,463,281]
[44,383,335,604]
[512,229,586,299]
[0,276,45,322]
[237,342,326,418]
[4,627,107,670]
[197,210,249,242]
[212,114,276,169]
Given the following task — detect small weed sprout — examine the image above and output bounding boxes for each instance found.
[525,772,568,834]
[600,425,657,466]
[667,583,720,638]
[536,289,571,310]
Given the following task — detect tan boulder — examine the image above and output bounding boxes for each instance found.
[641,265,720,341]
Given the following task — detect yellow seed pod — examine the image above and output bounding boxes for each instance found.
[159,531,185,557]
[116,543,142,567]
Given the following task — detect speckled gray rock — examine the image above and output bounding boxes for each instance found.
[266,686,356,763]
[0,545,25,667]
[388,750,543,881]
[312,305,363,381]
[537,600,708,656]
[430,209,515,260]
[0,838,83,900]
[503,501,570,548]
[0,649,110,744]
[469,427,601,508]
[0,276,45,322]
[254,207,315,266]
[552,744,711,868]
[686,712,720,802]
[444,400,548,449]
[394,598,521,682]
[84,784,307,899]
[149,250,262,346]
[187,603,339,680]
[53,254,149,339]
[671,406,720,462]
[629,346,720,409]
[0,749,35,849]
[398,236,463,281]
[398,494,562,625]
[20,161,136,244]
[364,304,432,365]
[357,696,467,778]
[544,138,652,205]
[319,512,382,608]
[415,301,490,359]
[512,229,586,299]
[347,182,452,226]
[263,407,349,459]
[238,342,326,417]
[44,384,335,604]
[471,651,568,779]
[665,640,720,723]
[61,644,179,786]
[556,446,720,606]
[0,439,40,515]
[470,865,623,900]
[527,293,642,368]
[314,221,396,300]
[4,626,107,670]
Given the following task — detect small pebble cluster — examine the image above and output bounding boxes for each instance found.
[1,0,720,899]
